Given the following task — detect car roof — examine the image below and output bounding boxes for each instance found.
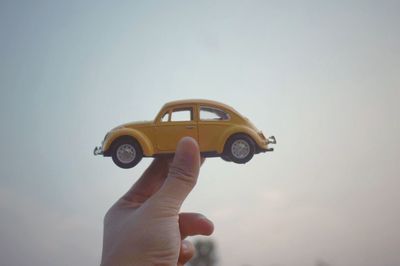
[162,99,240,115]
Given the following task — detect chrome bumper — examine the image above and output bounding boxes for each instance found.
[268,135,277,144]
[259,135,277,153]
[93,146,103,156]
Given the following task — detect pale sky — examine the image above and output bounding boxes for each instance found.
[0,1,399,266]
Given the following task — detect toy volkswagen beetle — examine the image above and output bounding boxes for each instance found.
[94,99,276,168]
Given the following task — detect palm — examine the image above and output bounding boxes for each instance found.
[101,138,213,266]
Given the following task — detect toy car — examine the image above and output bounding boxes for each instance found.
[94,99,276,168]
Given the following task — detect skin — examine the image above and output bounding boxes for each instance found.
[101,137,214,266]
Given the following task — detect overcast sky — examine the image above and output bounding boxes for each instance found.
[0,1,399,266]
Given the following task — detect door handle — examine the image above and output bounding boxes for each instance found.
[186,125,195,129]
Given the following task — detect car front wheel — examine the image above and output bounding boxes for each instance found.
[224,135,255,164]
[221,155,232,162]
[112,138,143,169]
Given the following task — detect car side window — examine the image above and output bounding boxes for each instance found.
[161,111,170,122]
[171,107,193,122]
[200,106,229,121]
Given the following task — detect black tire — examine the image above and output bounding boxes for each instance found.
[224,134,255,164]
[221,155,232,162]
[111,137,143,169]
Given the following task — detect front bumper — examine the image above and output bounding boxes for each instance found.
[94,133,109,156]
[93,146,103,156]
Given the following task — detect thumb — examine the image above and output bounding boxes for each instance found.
[150,137,201,213]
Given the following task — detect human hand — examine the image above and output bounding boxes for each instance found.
[101,137,214,266]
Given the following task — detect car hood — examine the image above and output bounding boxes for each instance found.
[112,120,154,130]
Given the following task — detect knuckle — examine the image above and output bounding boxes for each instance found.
[168,163,197,186]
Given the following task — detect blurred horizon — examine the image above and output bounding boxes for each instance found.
[0,1,399,265]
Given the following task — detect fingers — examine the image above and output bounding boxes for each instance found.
[117,157,172,206]
[177,213,214,265]
[178,240,195,265]
[179,213,214,239]
[150,137,201,213]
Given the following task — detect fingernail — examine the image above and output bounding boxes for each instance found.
[182,241,189,251]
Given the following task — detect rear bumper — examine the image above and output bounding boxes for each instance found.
[258,135,277,153]
[261,148,274,152]
[268,136,277,144]
[259,147,274,152]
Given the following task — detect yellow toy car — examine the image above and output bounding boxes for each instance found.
[94,99,276,168]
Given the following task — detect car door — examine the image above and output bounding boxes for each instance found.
[198,105,231,152]
[155,105,198,152]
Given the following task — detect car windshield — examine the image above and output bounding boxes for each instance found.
[161,111,169,122]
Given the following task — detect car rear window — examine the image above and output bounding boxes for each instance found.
[200,106,230,121]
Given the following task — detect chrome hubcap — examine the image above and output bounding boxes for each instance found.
[231,139,250,159]
[116,144,136,164]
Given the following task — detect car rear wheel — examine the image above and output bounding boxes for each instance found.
[112,138,143,169]
[224,134,255,164]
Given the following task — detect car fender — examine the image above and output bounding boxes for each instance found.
[103,128,154,156]
[217,125,264,153]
